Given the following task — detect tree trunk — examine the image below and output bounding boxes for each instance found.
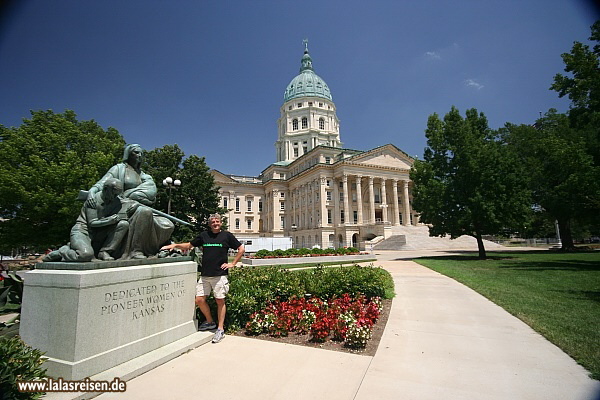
[476,233,487,259]
[558,217,576,251]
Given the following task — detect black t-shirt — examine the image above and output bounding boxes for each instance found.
[190,230,242,276]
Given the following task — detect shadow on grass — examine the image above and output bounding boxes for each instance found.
[554,289,600,303]
[407,250,600,272]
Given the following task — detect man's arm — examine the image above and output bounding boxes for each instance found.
[221,244,245,270]
[161,242,194,252]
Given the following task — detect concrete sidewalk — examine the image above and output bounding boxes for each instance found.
[96,251,600,400]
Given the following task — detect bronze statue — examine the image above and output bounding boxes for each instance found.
[44,144,176,262]
[86,144,175,259]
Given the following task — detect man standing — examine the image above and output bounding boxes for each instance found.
[161,214,244,343]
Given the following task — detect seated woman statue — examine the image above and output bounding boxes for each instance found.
[86,144,175,259]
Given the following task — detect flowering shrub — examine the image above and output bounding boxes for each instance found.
[247,247,365,259]
[244,294,383,348]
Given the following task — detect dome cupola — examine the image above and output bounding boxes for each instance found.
[283,41,332,102]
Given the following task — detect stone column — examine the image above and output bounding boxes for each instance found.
[342,174,350,225]
[380,178,388,223]
[356,176,363,225]
[392,179,400,225]
[304,183,309,228]
[273,189,280,230]
[320,177,328,227]
[368,176,375,224]
[333,178,340,226]
[403,180,411,226]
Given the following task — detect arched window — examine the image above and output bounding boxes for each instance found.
[319,118,325,129]
[292,119,298,130]
[301,117,308,129]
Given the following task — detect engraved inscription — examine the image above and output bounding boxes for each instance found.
[101,279,186,321]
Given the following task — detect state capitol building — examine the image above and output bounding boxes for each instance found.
[211,43,419,250]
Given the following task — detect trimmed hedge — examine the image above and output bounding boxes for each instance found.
[251,247,360,259]
[217,264,394,331]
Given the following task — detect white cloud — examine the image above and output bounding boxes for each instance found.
[425,51,441,60]
[465,79,484,90]
[424,43,460,61]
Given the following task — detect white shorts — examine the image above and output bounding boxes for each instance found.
[196,276,229,299]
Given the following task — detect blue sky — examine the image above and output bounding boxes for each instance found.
[1,0,597,176]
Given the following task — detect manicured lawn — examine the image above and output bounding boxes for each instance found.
[414,251,600,380]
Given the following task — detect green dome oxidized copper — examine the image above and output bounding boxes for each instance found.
[283,41,332,102]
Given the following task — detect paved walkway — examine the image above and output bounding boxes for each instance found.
[95,249,600,400]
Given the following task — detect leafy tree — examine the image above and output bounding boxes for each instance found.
[142,144,185,215]
[177,154,227,240]
[501,110,600,250]
[410,107,531,259]
[551,20,600,165]
[0,110,125,253]
[142,145,225,242]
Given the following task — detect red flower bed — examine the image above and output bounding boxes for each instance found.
[245,294,382,348]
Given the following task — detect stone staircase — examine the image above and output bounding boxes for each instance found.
[372,235,406,250]
[373,225,504,251]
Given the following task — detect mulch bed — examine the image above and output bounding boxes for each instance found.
[230,298,392,357]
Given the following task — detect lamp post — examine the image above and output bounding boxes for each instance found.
[162,176,181,215]
[291,223,297,249]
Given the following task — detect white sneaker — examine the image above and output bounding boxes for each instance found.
[212,329,225,343]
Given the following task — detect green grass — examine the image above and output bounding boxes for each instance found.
[414,251,600,380]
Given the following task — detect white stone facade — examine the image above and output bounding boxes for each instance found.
[211,45,418,250]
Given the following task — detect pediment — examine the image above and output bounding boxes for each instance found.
[210,169,238,183]
[349,145,413,169]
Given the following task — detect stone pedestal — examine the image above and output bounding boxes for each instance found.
[20,259,200,380]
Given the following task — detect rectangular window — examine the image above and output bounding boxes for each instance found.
[294,148,299,157]
[280,201,285,210]
[340,210,345,223]
[297,102,302,108]
[223,197,228,207]
[259,200,263,212]
[235,218,240,230]
[235,198,240,212]
[339,192,344,202]
[247,219,252,230]
[352,193,357,202]
[247,200,252,212]
[280,192,285,197]
[325,157,330,164]
[280,216,285,228]
[326,191,332,201]
[327,210,332,224]
[326,179,331,187]
[353,211,358,223]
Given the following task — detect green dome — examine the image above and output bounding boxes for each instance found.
[284,43,332,102]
